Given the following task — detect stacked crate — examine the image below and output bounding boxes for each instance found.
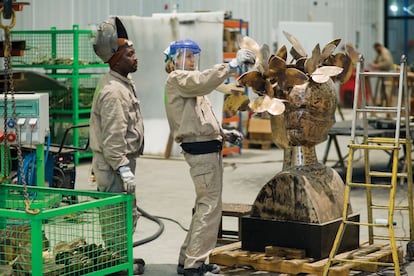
[244,117,273,149]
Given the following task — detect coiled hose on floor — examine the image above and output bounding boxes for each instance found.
[133,205,189,247]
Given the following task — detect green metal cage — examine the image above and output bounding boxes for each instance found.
[11,25,103,68]
[9,25,108,163]
[0,184,134,276]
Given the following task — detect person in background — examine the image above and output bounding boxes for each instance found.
[163,39,255,276]
[370,42,394,71]
[91,16,145,275]
[369,42,396,106]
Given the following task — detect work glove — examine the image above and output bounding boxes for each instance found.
[223,129,244,145]
[229,49,256,68]
[118,165,136,194]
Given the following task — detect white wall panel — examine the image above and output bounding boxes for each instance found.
[12,0,383,62]
[166,0,382,62]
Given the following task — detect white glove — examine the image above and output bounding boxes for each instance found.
[237,49,256,66]
[118,166,136,194]
[229,49,256,69]
[223,129,244,145]
[229,58,239,69]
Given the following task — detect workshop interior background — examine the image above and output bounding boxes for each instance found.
[6,0,396,157]
[2,1,414,275]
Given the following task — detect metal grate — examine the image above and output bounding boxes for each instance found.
[0,184,133,276]
[11,25,103,67]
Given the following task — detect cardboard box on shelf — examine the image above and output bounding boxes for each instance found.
[248,118,272,141]
[223,28,239,53]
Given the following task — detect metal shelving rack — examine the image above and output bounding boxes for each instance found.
[11,25,108,163]
[222,19,249,156]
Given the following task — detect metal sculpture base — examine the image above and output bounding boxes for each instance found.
[241,213,360,260]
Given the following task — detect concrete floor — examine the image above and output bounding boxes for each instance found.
[74,110,414,275]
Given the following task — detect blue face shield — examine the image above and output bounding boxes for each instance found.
[173,49,200,71]
[164,39,202,71]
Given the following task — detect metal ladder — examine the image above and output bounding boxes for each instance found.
[323,55,414,276]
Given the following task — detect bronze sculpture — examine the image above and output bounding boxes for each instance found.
[232,33,359,223]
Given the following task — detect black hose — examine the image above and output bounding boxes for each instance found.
[133,205,165,247]
[155,216,189,232]
[132,206,190,247]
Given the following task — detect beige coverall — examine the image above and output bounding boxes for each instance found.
[374,46,394,71]
[90,70,144,252]
[164,63,235,269]
[373,47,395,105]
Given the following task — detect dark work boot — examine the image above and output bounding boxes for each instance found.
[182,263,220,276]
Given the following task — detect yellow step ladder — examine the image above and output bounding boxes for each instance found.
[323,55,414,276]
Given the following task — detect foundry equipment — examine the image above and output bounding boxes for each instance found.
[0,93,49,195]
[0,3,134,275]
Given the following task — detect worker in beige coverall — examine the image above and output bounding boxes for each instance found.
[370,42,394,71]
[163,39,255,276]
[369,43,396,106]
[90,17,145,275]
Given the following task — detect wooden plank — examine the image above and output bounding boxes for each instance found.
[265,245,306,259]
[210,242,402,276]
[212,241,242,253]
[301,243,400,275]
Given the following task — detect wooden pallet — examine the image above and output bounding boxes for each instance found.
[242,139,272,150]
[210,242,403,276]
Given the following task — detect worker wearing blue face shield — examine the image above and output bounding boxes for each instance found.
[163,39,255,276]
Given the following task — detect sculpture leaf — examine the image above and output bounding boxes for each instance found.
[283,31,307,59]
[238,71,266,92]
[320,39,341,60]
[311,66,343,83]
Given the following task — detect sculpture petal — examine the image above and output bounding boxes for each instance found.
[283,68,309,89]
[259,44,271,73]
[239,35,261,52]
[320,38,341,60]
[311,66,343,83]
[249,95,270,113]
[345,43,360,65]
[223,93,250,117]
[275,45,288,61]
[304,43,321,74]
[237,71,266,92]
[295,57,307,71]
[283,30,307,59]
[268,55,286,80]
[267,98,286,115]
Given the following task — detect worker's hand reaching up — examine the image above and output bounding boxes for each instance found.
[118,166,136,194]
[229,49,256,68]
[237,48,256,65]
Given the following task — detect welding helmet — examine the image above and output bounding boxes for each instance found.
[166,39,201,70]
[93,17,132,63]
